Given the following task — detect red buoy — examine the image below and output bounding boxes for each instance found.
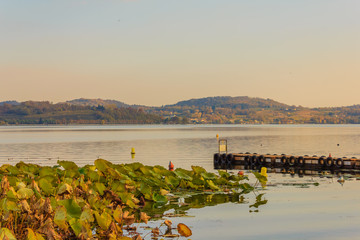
[169,161,174,171]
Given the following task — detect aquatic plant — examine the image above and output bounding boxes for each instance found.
[0,160,264,239]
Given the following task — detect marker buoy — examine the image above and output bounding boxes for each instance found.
[131,147,135,155]
[260,167,268,178]
[169,161,174,171]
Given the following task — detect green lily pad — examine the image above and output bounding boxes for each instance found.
[80,207,94,223]
[6,187,18,200]
[201,172,217,180]
[174,169,193,181]
[58,199,82,219]
[54,206,68,230]
[57,160,78,171]
[206,180,220,191]
[69,218,82,236]
[0,228,16,240]
[26,228,45,240]
[17,188,34,199]
[218,170,230,179]
[191,166,206,175]
[87,170,101,182]
[125,162,143,171]
[2,199,20,211]
[57,183,73,195]
[38,178,54,196]
[165,176,180,188]
[39,167,57,177]
[95,159,112,172]
[94,182,106,196]
[192,176,205,186]
[6,165,20,176]
[94,211,112,230]
[139,182,153,200]
[152,193,168,204]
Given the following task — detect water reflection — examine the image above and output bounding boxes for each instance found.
[142,191,268,220]
[214,162,360,179]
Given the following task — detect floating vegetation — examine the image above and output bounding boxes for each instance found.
[0,159,266,239]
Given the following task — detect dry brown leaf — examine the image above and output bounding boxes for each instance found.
[1,176,10,194]
[122,211,135,226]
[20,200,32,213]
[177,223,192,237]
[140,212,151,224]
[131,196,140,204]
[132,234,142,240]
[163,234,179,238]
[151,227,160,237]
[31,179,41,193]
[125,184,135,191]
[35,198,45,211]
[43,197,53,214]
[39,218,62,240]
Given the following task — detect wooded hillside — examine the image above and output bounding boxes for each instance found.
[1,97,360,124]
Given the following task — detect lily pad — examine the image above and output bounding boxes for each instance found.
[57,160,78,171]
[58,199,82,219]
[191,166,206,175]
[26,228,45,240]
[54,206,68,230]
[38,178,55,196]
[177,223,192,237]
[0,228,17,240]
[17,187,34,199]
[69,218,82,236]
[94,211,112,230]
[57,183,73,195]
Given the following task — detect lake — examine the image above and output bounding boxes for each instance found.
[1,124,360,239]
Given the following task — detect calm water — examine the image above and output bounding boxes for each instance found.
[1,124,360,168]
[1,124,360,239]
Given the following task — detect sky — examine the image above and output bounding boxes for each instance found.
[0,0,359,107]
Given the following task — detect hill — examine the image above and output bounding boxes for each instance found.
[66,98,134,108]
[0,101,20,106]
[0,101,163,125]
[170,96,288,109]
[149,96,360,124]
[0,96,360,124]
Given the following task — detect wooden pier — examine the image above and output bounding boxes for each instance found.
[213,152,360,170]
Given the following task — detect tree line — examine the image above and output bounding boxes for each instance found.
[1,99,360,125]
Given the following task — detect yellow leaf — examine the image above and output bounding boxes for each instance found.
[177,223,192,237]
[160,189,169,196]
[164,219,172,227]
[113,206,123,224]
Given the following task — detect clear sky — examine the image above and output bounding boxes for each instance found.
[0,0,359,107]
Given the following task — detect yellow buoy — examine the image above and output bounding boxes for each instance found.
[131,147,135,155]
[260,167,268,178]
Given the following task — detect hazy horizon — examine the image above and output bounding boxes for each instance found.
[1,0,359,108]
